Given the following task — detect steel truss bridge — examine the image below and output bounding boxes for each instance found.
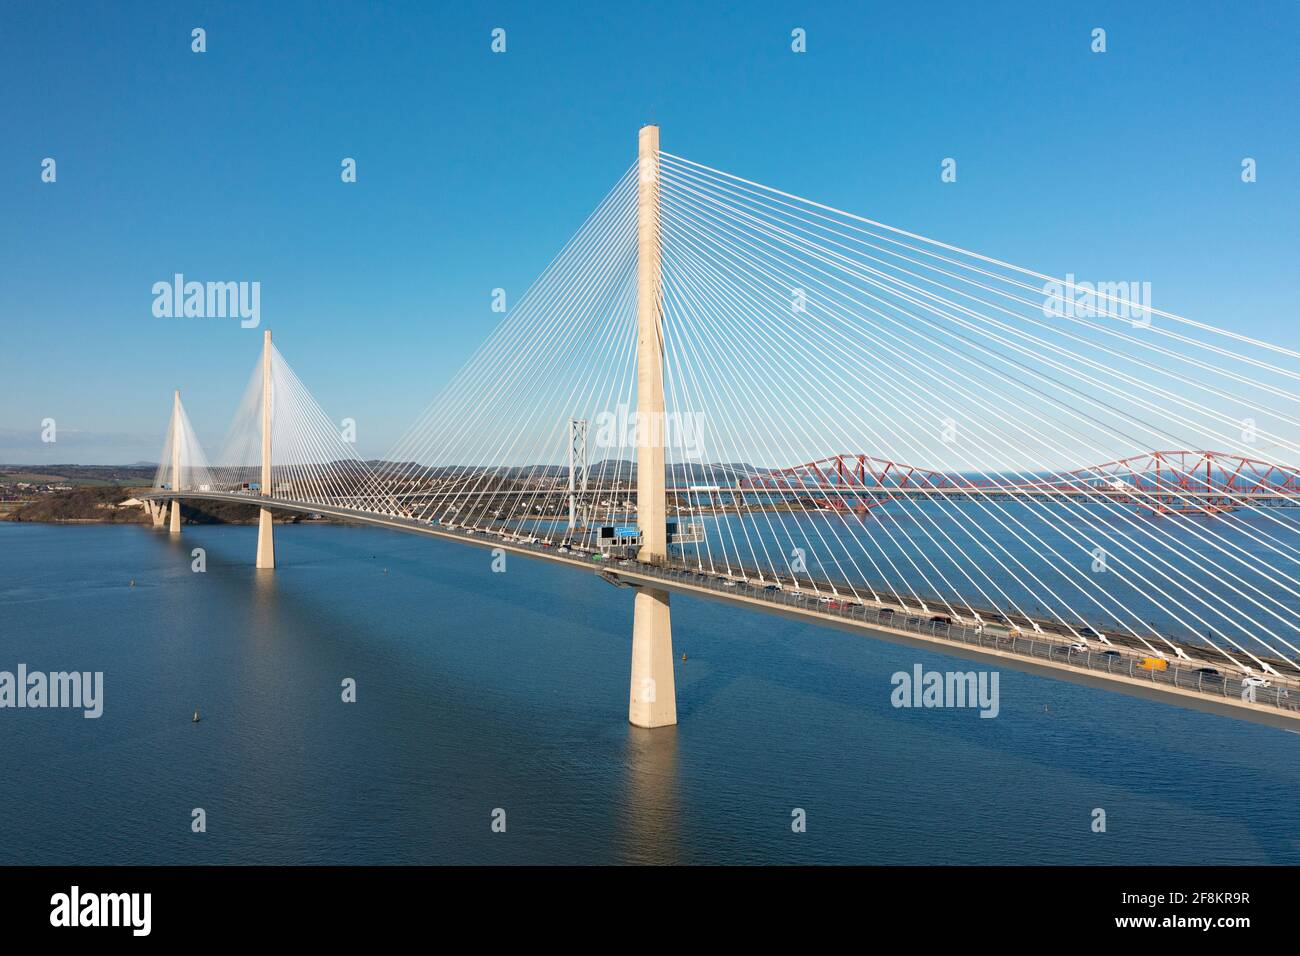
[741,451,1300,514]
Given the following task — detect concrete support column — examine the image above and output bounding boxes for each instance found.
[256,507,274,567]
[629,125,676,728]
[255,329,275,569]
[169,388,182,535]
[630,586,676,727]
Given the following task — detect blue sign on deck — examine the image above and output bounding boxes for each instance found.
[614,525,641,538]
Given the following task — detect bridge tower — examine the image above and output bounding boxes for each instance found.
[629,124,677,728]
[168,389,184,534]
[255,329,275,569]
[568,418,588,530]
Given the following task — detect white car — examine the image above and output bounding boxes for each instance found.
[1066,642,1088,653]
[1242,676,1271,689]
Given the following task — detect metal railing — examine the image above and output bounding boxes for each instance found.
[617,560,1300,716]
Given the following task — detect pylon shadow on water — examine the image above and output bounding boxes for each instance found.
[619,724,681,864]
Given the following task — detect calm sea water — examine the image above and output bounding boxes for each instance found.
[1,521,1297,865]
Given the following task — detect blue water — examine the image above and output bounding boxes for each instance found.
[1,521,1297,864]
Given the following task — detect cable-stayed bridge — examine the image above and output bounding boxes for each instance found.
[143,127,1300,732]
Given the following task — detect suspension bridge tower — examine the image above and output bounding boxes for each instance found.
[255,329,275,569]
[629,124,677,728]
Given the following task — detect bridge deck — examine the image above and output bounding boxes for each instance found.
[144,491,1300,732]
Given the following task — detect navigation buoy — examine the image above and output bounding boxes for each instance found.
[681,652,688,661]
[192,710,201,723]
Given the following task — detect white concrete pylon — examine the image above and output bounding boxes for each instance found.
[629,125,676,728]
[169,389,182,534]
[255,329,275,569]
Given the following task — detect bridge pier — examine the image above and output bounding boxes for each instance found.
[255,329,275,569]
[629,586,676,727]
[256,508,274,568]
[629,124,677,728]
[169,389,182,535]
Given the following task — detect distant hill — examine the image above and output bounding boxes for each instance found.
[5,486,147,522]
[0,464,157,487]
[4,485,304,525]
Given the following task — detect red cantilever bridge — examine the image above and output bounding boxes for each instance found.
[738,450,1300,516]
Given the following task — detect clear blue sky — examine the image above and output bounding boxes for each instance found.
[2,0,1296,463]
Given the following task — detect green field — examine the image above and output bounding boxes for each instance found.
[0,465,155,487]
